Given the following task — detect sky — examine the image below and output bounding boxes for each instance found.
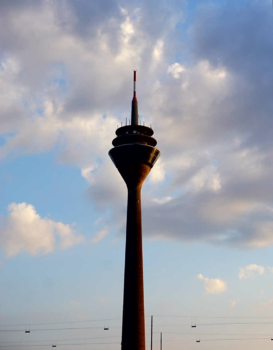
[1,0,273,349]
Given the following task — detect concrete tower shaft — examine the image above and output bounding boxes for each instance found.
[109,72,160,350]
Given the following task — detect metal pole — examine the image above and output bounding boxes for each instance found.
[160,332,162,350]
[151,316,153,350]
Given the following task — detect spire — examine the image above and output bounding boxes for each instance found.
[131,70,139,125]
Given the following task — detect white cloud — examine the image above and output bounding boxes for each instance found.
[91,226,109,243]
[189,166,221,192]
[199,60,227,80]
[153,196,173,205]
[119,6,128,16]
[121,17,134,43]
[268,267,273,273]
[153,39,164,61]
[149,159,165,183]
[197,274,227,294]
[81,165,97,184]
[0,203,83,257]
[238,264,265,279]
[168,63,185,79]
[1,0,273,250]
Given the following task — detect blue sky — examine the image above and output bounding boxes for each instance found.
[1,0,273,349]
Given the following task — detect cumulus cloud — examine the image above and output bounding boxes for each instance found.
[0,203,83,257]
[153,196,173,205]
[168,63,185,79]
[153,39,164,61]
[149,159,166,184]
[197,274,227,294]
[1,0,273,249]
[238,264,265,279]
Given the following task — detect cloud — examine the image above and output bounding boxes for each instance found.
[238,264,265,279]
[0,203,83,257]
[268,267,273,273]
[1,0,273,249]
[91,226,109,243]
[85,159,126,210]
[197,274,227,294]
[149,159,166,184]
[153,196,173,205]
[153,39,164,61]
[168,63,185,79]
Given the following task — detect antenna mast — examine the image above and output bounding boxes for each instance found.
[131,70,139,125]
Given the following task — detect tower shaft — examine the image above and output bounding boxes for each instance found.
[122,185,145,349]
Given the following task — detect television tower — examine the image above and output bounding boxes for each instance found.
[109,71,160,350]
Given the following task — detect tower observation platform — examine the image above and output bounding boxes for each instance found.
[109,71,160,350]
